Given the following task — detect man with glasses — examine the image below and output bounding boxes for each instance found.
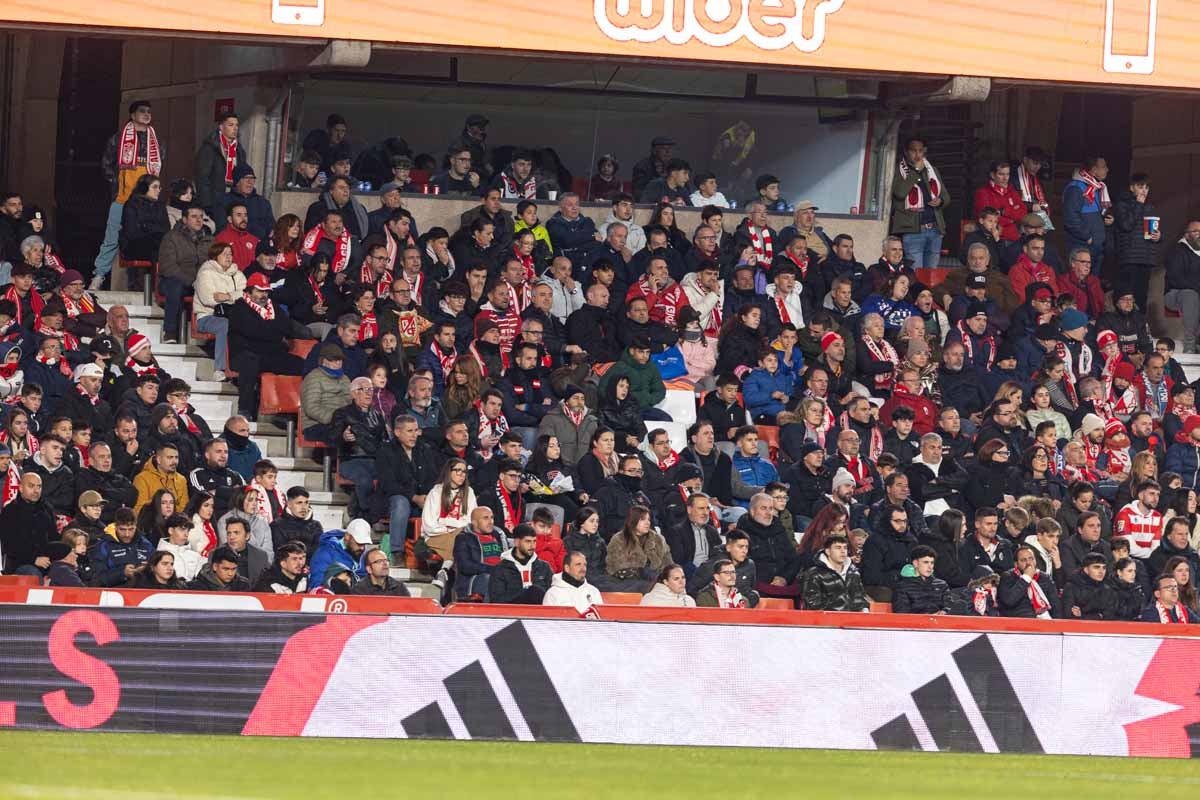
[974,398,1029,458]
[1141,574,1193,623]
[696,558,748,608]
[860,501,919,602]
[352,548,411,596]
[358,243,394,297]
[595,453,655,539]
[1059,247,1105,320]
[431,146,480,197]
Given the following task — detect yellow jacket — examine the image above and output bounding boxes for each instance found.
[133,460,189,516]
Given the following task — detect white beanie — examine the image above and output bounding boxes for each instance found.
[831,467,856,492]
[1080,413,1106,439]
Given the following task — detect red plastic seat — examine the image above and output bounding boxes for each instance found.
[570,177,588,198]
[757,598,793,610]
[259,375,301,417]
[601,592,644,605]
[756,425,781,462]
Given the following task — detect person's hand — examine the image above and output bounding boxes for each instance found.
[727,428,738,440]
[562,275,576,291]
[620,247,633,262]
[929,195,942,208]
[124,564,138,577]
[770,576,787,587]
[126,439,139,454]
[1052,499,1062,511]
[1071,606,1082,618]
[1022,563,1038,578]
[468,172,480,189]
[626,434,639,448]
[342,427,356,442]
[935,610,947,615]
[1032,203,1043,213]
[412,494,426,506]
[214,292,230,302]
[1135,187,1149,203]
[334,272,347,285]
[542,398,552,406]
[564,344,583,354]
[1097,469,1111,479]
[578,493,589,504]
[772,391,787,401]
[313,302,327,315]
[1104,215,1114,226]
[34,556,50,569]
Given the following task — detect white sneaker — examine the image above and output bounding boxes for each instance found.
[431,566,450,590]
[88,275,104,291]
[211,370,226,382]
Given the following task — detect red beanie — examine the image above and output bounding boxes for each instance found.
[820,331,842,353]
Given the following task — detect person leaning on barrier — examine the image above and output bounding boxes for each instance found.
[543,550,604,610]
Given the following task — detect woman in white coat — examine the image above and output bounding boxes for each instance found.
[192,241,245,382]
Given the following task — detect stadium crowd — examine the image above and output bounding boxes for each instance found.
[2,104,1200,625]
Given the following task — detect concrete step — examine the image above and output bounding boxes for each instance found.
[96,291,145,306]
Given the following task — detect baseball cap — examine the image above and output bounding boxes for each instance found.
[966,274,988,289]
[78,490,106,508]
[73,363,104,381]
[318,343,345,362]
[379,182,403,195]
[794,200,819,211]
[346,518,373,545]
[245,273,271,289]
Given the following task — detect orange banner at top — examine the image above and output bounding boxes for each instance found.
[4,0,1194,89]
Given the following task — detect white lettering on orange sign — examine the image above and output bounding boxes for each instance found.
[595,0,845,53]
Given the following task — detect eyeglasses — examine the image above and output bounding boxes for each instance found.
[716,569,737,575]
[524,329,543,336]
[367,559,389,567]
[450,467,467,474]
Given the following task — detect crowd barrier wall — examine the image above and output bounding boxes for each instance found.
[1,594,1198,758]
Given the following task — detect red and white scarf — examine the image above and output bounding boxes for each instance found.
[655,450,679,471]
[495,481,522,532]
[174,404,202,436]
[244,295,276,321]
[1103,445,1131,475]
[0,431,38,459]
[562,400,587,428]
[118,122,162,176]
[36,320,78,352]
[35,353,72,378]
[307,274,325,306]
[861,335,899,390]
[301,225,353,274]
[75,383,98,407]
[359,312,378,341]
[4,285,44,326]
[1062,461,1100,484]
[1,462,19,508]
[1016,163,1046,210]
[475,401,510,445]
[197,518,217,558]
[61,292,96,319]
[359,263,393,298]
[512,247,536,282]
[711,581,746,609]
[403,270,426,306]
[973,585,997,616]
[220,134,238,184]
[899,158,942,211]
[468,341,490,380]
[1015,569,1052,616]
[124,354,158,377]
[1112,385,1139,419]
[1073,168,1112,209]
[250,480,285,524]
[783,249,810,278]
[429,341,456,381]
[955,320,996,372]
[1156,601,1191,624]
[840,415,884,464]
[747,225,773,263]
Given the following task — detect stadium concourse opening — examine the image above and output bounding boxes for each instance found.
[6,0,1200,776]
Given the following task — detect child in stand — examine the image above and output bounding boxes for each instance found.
[882,406,919,466]
[512,200,553,265]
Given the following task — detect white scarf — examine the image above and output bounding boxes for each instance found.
[898,158,942,211]
[747,225,773,263]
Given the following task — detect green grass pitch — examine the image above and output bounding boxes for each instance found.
[4,730,1200,798]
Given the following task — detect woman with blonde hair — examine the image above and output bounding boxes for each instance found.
[992,381,1029,433]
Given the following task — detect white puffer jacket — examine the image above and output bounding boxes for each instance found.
[193,258,246,318]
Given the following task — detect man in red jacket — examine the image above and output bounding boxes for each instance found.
[1058,247,1105,320]
[973,161,1026,242]
[880,365,938,436]
[1008,234,1059,302]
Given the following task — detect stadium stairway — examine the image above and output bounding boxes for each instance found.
[97,291,439,598]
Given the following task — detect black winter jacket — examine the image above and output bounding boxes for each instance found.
[1061,571,1119,620]
[737,513,801,584]
[1112,190,1159,267]
[489,550,552,603]
[893,574,950,614]
[859,526,918,589]
[800,556,869,611]
[270,511,324,554]
[997,570,1060,618]
[75,467,138,524]
[118,194,170,262]
[959,534,1015,577]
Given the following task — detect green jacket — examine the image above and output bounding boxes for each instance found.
[600,350,666,409]
[890,159,949,235]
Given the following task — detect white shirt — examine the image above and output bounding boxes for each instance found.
[914,455,950,517]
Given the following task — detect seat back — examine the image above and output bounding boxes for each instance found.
[601,592,644,605]
[260,375,301,417]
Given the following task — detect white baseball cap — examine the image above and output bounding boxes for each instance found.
[346,518,373,545]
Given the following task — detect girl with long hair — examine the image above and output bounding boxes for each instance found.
[420,457,477,562]
[271,213,304,270]
[444,356,485,420]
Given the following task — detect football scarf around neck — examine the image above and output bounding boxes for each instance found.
[563,401,587,428]
[430,341,457,381]
[250,480,285,523]
[302,225,353,274]
[1157,601,1191,624]
[244,294,276,321]
[840,411,883,463]
[61,292,96,319]
[1074,168,1112,209]
[1016,163,1046,208]
[4,285,43,326]
[956,320,996,372]
[1016,568,1052,616]
[861,334,899,390]
[747,225,773,263]
[119,122,162,175]
[359,312,378,341]
[899,158,941,211]
[496,481,521,532]
[220,134,238,184]
[475,401,510,445]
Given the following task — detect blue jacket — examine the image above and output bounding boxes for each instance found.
[307,530,366,586]
[1166,442,1200,491]
[89,534,153,587]
[731,451,778,508]
[226,439,263,482]
[860,296,919,331]
[1015,334,1051,382]
[742,368,794,420]
[546,211,598,267]
[1062,178,1107,253]
[414,344,458,396]
[304,331,369,380]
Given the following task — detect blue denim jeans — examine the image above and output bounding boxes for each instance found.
[93,201,123,278]
[902,229,944,269]
[195,314,229,370]
[158,275,192,338]
[388,494,413,555]
[338,457,376,511]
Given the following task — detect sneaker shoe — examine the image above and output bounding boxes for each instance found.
[211,370,226,382]
[88,274,105,291]
[162,334,179,344]
[431,567,449,590]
